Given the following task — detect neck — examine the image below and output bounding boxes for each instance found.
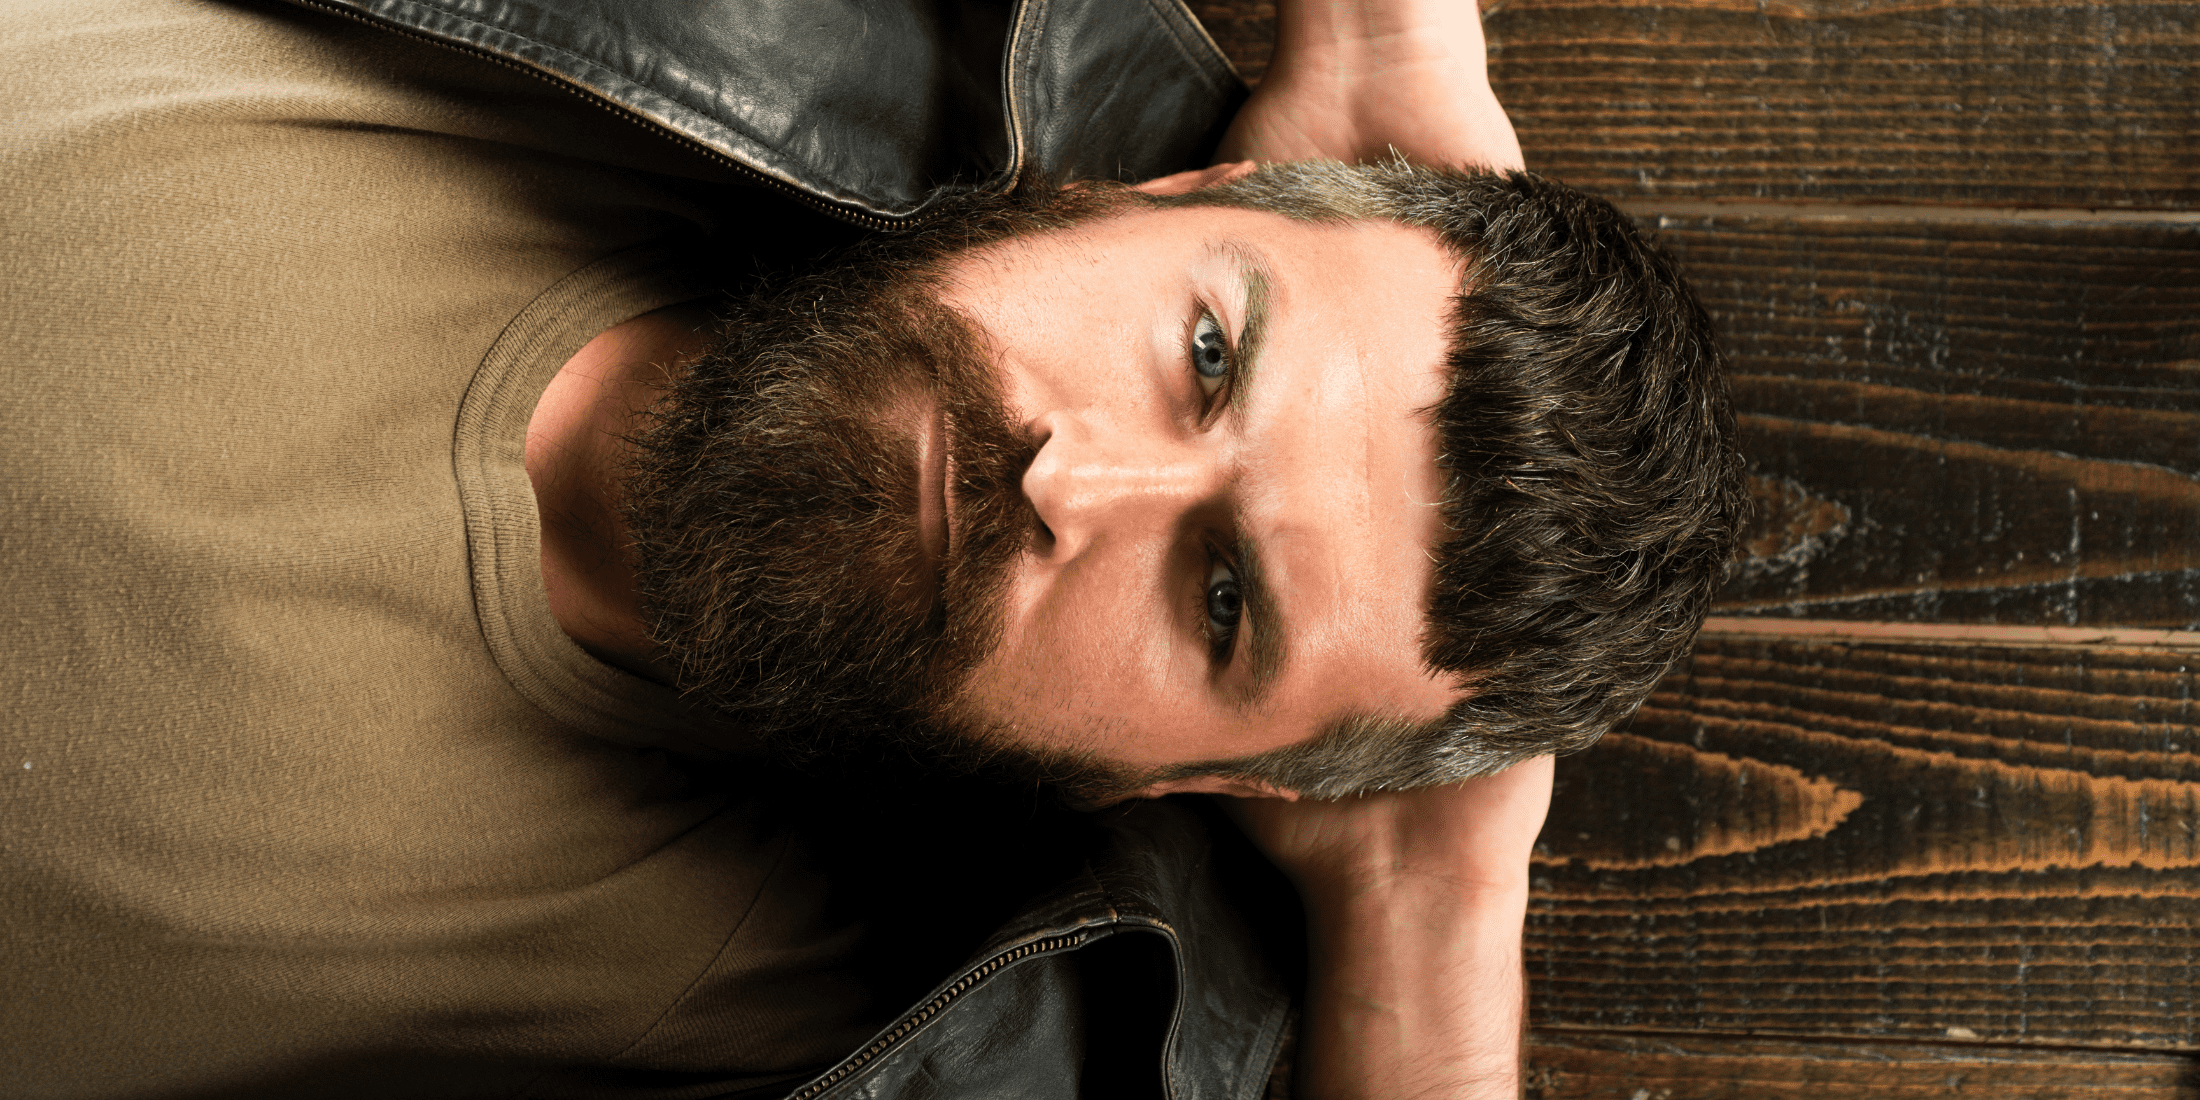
[525,303,716,681]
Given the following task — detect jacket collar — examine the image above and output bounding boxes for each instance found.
[282,0,1246,225]
[790,798,1294,1100]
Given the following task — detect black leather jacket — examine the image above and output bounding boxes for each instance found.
[284,0,1246,227]
[274,1,1289,1096]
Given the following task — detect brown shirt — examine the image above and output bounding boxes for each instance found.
[0,0,886,1094]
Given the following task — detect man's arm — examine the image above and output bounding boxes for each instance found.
[1230,756,1551,1099]
[1216,0,1524,171]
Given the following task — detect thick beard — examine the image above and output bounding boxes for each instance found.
[621,181,1148,779]
[622,268,1030,761]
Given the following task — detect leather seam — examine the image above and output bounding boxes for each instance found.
[1139,0,1246,96]
[340,0,848,201]
[1162,0,1246,85]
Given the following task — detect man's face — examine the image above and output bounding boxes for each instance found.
[627,178,1463,795]
[929,202,1465,789]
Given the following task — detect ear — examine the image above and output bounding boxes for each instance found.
[1132,161,1259,197]
[1128,774,1300,801]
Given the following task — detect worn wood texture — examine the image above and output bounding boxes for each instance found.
[1530,632,2200,1048]
[1523,1032,2200,1098]
[1682,212,2200,627]
[1188,0,2200,208]
[1483,0,2200,208]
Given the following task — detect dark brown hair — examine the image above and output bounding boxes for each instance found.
[1146,162,1747,797]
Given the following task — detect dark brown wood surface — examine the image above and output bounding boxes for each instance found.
[1483,0,2200,209]
[1682,212,2200,627]
[1525,1033,2200,1099]
[1532,632,2200,1048]
[1188,0,2200,208]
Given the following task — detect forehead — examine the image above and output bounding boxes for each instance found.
[1209,210,1464,738]
[950,202,1465,763]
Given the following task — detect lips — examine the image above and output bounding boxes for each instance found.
[914,397,951,579]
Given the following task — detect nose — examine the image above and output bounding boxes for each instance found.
[1021,410,1222,562]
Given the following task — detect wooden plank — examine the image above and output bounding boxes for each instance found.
[1190,0,2200,209]
[1669,214,2200,627]
[1700,618,2200,650]
[1529,634,2200,1048]
[1725,418,2200,627]
[1482,0,2200,208]
[1648,214,2200,410]
[1523,1032,2200,1098]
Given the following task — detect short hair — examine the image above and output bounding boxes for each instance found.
[1146,161,1747,798]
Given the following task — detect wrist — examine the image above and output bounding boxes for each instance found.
[1297,876,1527,1100]
[1271,0,1488,53]
[1267,0,1492,81]
[1286,820,1537,911]
[1305,869,1529,949]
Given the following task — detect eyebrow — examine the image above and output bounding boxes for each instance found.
[1232,531,1286,696]
[1216,240,1286,697]
[1220,240,1272,415]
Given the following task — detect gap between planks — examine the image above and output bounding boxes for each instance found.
[1699,617,2200,650]
[1620,199,2200,224]
[1528,1024,2200,1059]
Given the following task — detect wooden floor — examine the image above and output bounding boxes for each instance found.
[1189,1,2200,1094]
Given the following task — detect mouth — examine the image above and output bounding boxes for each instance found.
[913,397,951,578]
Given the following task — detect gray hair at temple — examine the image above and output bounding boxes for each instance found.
[1142,161,1747,799]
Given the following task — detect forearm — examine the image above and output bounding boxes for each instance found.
[1228,759,1551,1099]
[1297,878,1526,1099]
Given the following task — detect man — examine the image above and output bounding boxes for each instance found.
[0,0,1742,1097]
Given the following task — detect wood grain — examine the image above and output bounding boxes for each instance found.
[1647,214,2200,414]
[1670,213,2200,627]
[1189,0,2200,208]
[1523,1032,2200,1098]
[1530,633,2200,1048]
[1482,0,2200,208]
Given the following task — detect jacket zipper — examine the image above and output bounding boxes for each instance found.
[784,930,1092,1100]
[278,0,939,231]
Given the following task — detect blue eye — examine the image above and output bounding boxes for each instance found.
[1204,556,1242,656]
[1191,313,1231,398]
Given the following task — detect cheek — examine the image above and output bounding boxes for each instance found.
[965,559,1185,737]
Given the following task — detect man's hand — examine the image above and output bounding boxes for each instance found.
[1216,0,1525,173]
[1225,755,1553,1099]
